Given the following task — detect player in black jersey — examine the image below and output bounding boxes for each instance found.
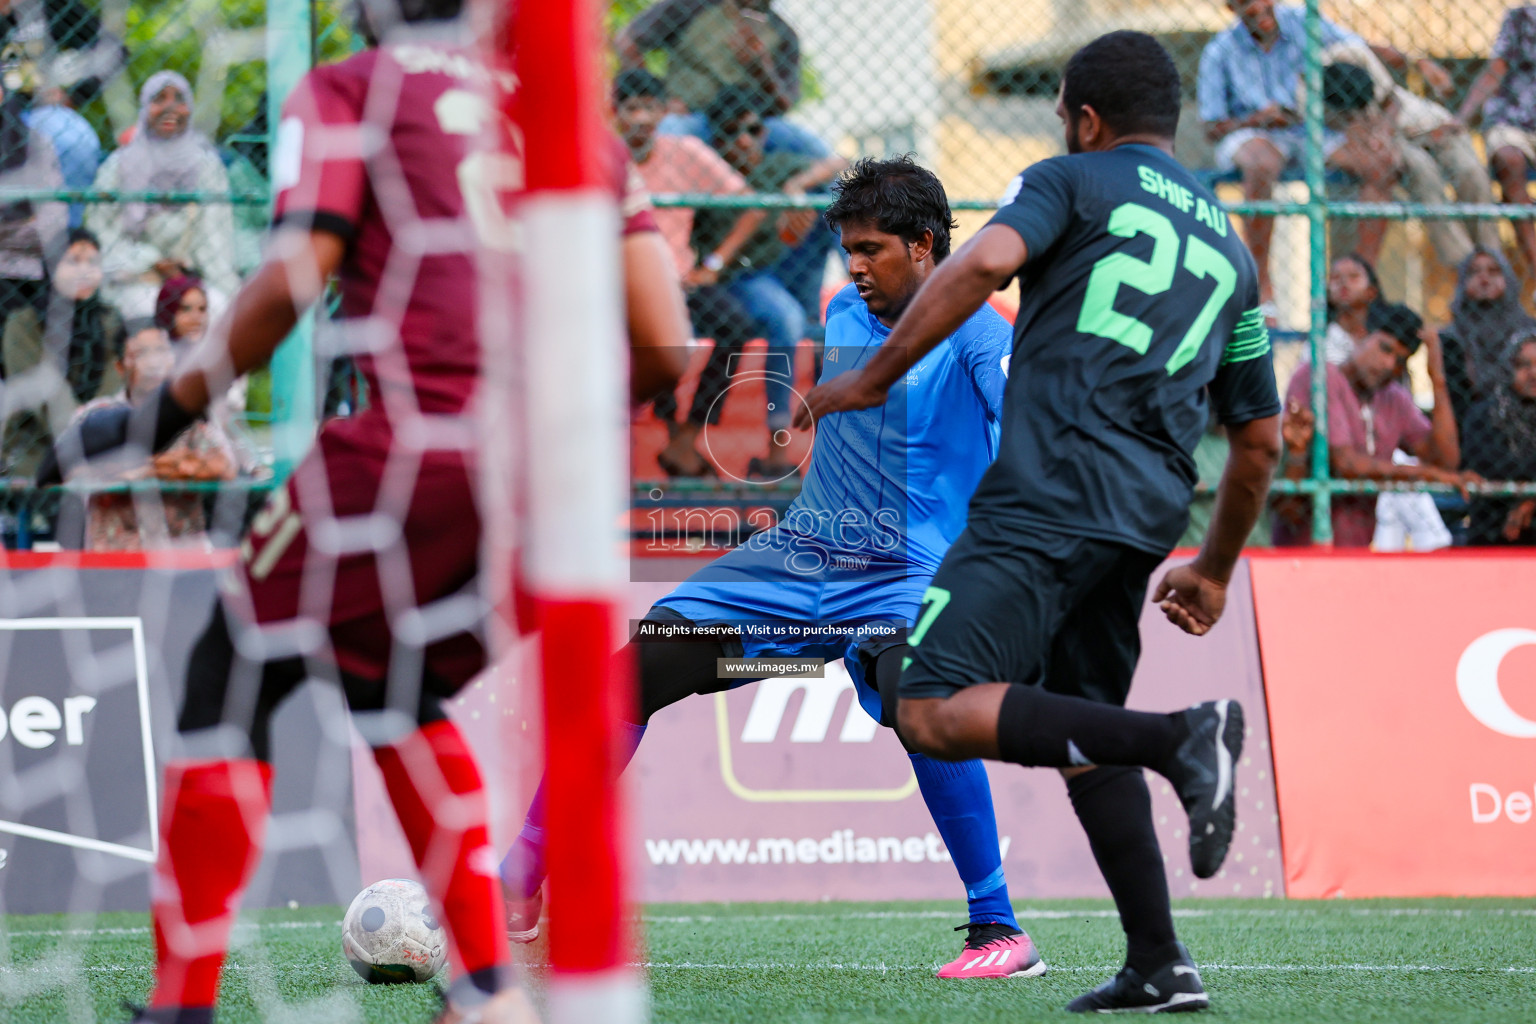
[798,32,1282,1013]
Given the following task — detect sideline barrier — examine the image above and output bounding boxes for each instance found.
[1250,552,1536,899]
[0,554,358,915]
[18,550,1533,909]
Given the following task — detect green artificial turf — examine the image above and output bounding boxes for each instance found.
[3,899,1534,1022]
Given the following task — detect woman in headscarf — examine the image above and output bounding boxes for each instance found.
[154,273,208,348]
[1,227,125,477]
[86,71,237,320]
[0,76,67,336]
[1438,247,1535,430]
[1462,334,1536,545]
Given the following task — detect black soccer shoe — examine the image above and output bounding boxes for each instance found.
[1162,699,1245,880]
[1066,945,1208,1013]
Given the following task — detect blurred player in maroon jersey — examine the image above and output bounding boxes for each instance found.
[34,1,684,1021]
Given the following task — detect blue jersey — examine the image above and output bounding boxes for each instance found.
[785,284,1010,576]
[660,284,1011,677]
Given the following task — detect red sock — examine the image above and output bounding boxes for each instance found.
[150,759,274,1009]
[373,720,510,978]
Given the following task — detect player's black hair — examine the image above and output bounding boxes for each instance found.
[1366,301,1424,356]
[356,0,462,43]
[705,85,770,141]
[1060,31,1181,139]
[614,69,667,104]
[399,0,464,20]
[823,156,957,262]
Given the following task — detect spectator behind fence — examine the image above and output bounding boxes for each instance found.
[1462,334,1536,545]
[1274,302,1476,547]
[87,71,237,320]
[1197,2,1451,311]
[1,226,121,476]
[152,270,261,475]
[1320,51,1501,271]
[0,76,64,335]
[614,68,767,477]
[1439,247,1536,429]
[1323,251,1382,364]
[1459,5,1536,287]
[616,0,826,159]
[154,272,207,348]
[697,86,845,479]
[0,0,125,108]
[58,319,233,551]
[23,83,99,229]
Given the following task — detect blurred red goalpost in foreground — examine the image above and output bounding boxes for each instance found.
[509,0,643,1021]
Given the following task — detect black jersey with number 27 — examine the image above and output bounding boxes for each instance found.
[973,143,1281,554]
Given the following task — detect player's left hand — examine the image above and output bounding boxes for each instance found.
[1152,563,1227,637]
[793,369,890,430]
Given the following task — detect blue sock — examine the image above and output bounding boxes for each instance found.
[910,753,1018,928]
[500,721,646,898]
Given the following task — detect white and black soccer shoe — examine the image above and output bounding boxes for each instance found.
[1162,699,1244,880]
[1066,944,1208,1014]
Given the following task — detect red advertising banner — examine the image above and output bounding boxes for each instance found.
[358,557,1285,903]
[1250,553,1536,898]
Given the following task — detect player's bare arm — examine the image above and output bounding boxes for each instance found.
[170,227,345,417]
[794,223,1026,429]
[1155,413,1280,636]
[623,230,689,403]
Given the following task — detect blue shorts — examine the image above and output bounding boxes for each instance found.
[656,532,924,722]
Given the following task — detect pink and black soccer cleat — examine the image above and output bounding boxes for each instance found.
[936,922,1047,979]
[503,883,542,944]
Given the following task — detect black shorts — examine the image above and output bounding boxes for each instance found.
[899,518,1165,707]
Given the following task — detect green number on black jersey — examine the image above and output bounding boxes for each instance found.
[1076,201,1237,375]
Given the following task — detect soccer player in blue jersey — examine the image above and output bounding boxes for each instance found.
[500,157,1044,979]
[800,32,1282,1014]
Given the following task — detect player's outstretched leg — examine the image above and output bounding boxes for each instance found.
[501,620,720,942]
[903,687,1245,880]
[372,719,516,1019]
[912,754,1044,980]
[1061,765,1205,1013]
[498,721,646,942]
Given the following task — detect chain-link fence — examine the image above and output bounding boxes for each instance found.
[2,2,1534,551]
[0,1,367,550]
[626,0,1536,549]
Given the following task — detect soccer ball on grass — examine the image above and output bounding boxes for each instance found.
[341,877,447,983]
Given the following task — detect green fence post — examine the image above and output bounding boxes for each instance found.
[1303,0,1333,544]
[266,0,315,480]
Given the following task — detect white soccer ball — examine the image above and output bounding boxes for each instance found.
[342,878,448,984]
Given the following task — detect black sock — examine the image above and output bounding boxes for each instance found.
[994,683,1181,769]
[1067,766,1181,976]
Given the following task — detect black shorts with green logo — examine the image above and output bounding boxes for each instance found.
[898,518,1166,707]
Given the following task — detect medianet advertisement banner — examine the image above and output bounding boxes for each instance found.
[1251,552,1536,899]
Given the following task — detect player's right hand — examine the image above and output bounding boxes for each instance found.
[1152,563,1227,637]
[793,369,890,430]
